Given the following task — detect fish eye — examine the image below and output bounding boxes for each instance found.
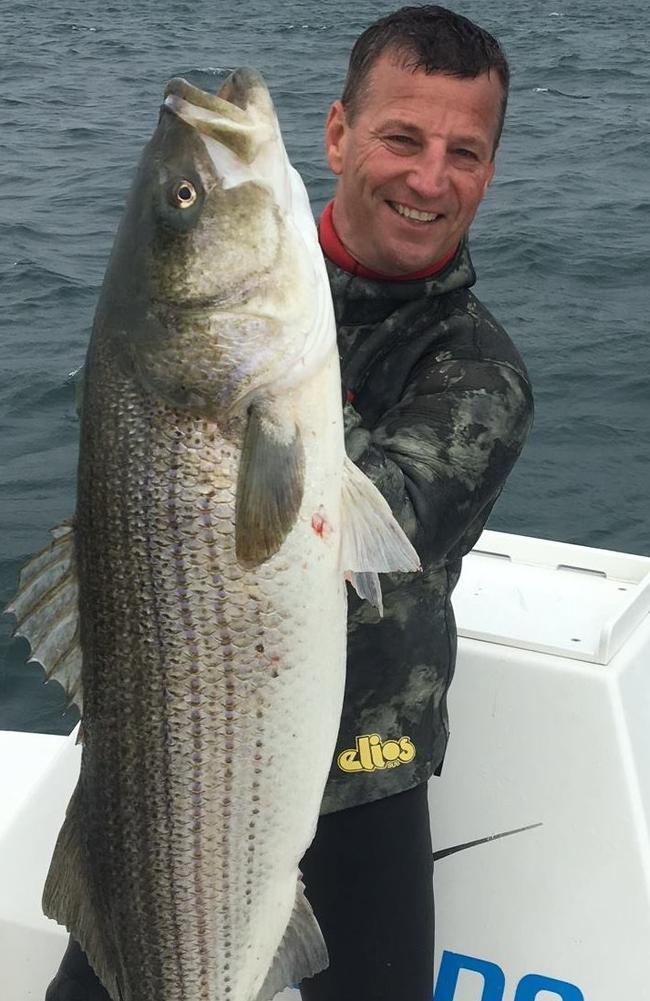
[170,180,198,209]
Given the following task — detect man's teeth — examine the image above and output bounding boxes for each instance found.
[390,201,438,222]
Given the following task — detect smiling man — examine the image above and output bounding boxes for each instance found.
[327,60,500,275]
[299,7,533,1001]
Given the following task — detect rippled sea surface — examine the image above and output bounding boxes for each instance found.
[1,0,649,732]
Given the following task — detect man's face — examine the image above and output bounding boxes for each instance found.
[325,53,502,275]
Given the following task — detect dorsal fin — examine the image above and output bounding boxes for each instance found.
[6,521,83,711]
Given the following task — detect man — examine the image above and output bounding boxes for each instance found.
[46,6,532,1000]
[298,6,533,1001]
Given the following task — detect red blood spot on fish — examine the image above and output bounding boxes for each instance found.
[311,507,331,539]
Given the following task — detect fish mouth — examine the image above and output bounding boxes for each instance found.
[162,70,275,164]
[164,69,263,117]
[215,68,267,111]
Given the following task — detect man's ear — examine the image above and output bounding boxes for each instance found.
[483,160,496,196]
[325,100,347,175]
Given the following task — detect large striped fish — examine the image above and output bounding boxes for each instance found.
[9,69,419,1001]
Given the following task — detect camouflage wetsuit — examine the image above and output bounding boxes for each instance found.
[299,233,533,1001]
[319,237,534,815]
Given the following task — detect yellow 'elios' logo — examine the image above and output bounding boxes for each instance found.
[337,733,416,773]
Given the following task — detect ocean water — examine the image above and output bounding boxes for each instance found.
[1,0,648,733]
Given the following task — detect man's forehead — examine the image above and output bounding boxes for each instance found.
[358,54,503,138]
[365,51,501,101]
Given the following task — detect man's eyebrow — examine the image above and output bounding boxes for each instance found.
[377,118,421,133]
[452,134,487,149]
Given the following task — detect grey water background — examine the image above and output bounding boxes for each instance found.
[1,0,648,734]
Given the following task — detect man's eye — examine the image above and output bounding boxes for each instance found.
[454,148,478,160]
[386,134,417,146]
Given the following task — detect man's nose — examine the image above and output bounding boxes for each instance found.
[405,145,450,199]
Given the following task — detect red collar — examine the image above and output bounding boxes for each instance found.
[318,200,457,281]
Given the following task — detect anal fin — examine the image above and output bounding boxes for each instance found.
[255,880,328,1001]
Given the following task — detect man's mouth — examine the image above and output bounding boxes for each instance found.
[387,200,440,223]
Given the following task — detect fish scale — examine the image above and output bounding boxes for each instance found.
[72,336,345,1000]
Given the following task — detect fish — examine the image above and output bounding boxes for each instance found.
[8,68,420,1001]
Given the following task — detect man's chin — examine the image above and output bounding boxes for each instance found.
[372,229,453,276]
[374,248,447,276]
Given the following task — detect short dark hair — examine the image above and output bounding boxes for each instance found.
[341,5,510,154]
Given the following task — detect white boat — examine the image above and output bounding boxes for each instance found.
[3,530,650,1001]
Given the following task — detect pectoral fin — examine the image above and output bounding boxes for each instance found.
[340,456,421,613]
[344,570,384,615]
[6,522,83,711]
[255,879,328,1001]
[236,403,305,567]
